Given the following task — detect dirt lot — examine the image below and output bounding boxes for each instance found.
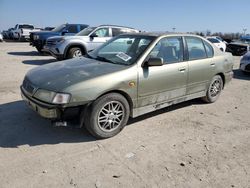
[0,41,249,188]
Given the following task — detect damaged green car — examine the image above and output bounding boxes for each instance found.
[21,33,233,138]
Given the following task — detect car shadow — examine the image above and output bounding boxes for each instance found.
[22,59,57,65]
[8,51,48,56]
[0,101,96,148]
[128,98,204,125]
[0,99,204,148]
[233,69,250,81]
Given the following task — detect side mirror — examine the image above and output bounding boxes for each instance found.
[145,57,163,67]
[62,30,69,35]
[90,33,98,39]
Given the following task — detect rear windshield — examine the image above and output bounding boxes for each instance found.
[20,25,34,29]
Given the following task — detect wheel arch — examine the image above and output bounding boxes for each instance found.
[64,43,87,58]
[216,72,225,89]
[96,90,134,117]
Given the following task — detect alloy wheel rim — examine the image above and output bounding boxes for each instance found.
[97,101,124,132]
[73,49,82,57]
[210,79,221,97]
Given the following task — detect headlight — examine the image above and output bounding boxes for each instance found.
[34,89,56,103]
[56,38,65,44]
[52,93,71,104]
[33,35,39,40]
[34,89,71,104]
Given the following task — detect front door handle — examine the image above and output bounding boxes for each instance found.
[178,67,186,72]
[210,63,215,66]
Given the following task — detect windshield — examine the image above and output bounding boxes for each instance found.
[88,35,155,65]
[52,24,66,32]
[76,27,96,36]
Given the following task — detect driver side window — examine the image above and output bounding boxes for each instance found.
[148,37,184,64]
[94,28,109,37]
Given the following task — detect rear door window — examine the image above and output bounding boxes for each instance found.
[186,37,207,60]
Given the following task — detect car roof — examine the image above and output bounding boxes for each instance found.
[96,24,137,30]
[119,32,204,38]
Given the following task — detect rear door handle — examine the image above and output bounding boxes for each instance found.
[210,63,215,66]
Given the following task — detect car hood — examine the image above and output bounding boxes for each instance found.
[25,57,128,91]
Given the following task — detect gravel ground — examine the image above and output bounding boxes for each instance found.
[0,41,250,188]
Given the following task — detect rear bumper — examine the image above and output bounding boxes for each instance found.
[224,71,234,85]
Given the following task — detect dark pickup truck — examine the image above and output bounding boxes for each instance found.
[30,23,88,52]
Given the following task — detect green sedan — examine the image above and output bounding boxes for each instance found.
[21,33,234,138]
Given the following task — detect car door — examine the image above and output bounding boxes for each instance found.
[88,27,112,51]
[138,36,188,107]
[185,36,215,95]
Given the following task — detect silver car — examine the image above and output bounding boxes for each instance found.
[43,25,139,60]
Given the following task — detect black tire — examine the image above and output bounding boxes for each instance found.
[67,47,83,59]
[36,46,43,53]
[84,93,130,139]
[202,75,223,103]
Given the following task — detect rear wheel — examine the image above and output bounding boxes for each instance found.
[84,93,130,139]
[67,47,83,59]
[202,75,223,103]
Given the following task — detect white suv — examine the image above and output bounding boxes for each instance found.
[43,25,139,60]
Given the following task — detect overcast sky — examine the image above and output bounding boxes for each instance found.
[0,0,249,34]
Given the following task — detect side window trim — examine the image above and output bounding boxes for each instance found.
[202,40,214,58]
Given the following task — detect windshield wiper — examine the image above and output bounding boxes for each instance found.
[95,56,115,64]
[85,53,94,59]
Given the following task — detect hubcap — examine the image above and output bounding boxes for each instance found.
[73,49,82,57]
[210,79,221,97]
[97,101,124,132]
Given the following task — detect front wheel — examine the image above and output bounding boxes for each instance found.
[202,75,223,103]
[67,47,83,59]
[84,93,130,139]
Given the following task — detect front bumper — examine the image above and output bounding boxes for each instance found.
[42,45,64,59]
[30,39,44,48]
[21,87,60,119]
[240,62,250,72]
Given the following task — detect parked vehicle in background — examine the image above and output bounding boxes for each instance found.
[30,23,89,52]
[226,40,250,56]
[206,37,226,52]
[21,33,233,138]
[44,27,55,31]
[43,25,139,60]
[240,51,250,73]
[12,24,39,40]
[7,28,14,39]
[0,33,3,42]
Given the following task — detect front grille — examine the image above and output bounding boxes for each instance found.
[22,79,36,95]
[46,40,56,46]
[246,64,250,71]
